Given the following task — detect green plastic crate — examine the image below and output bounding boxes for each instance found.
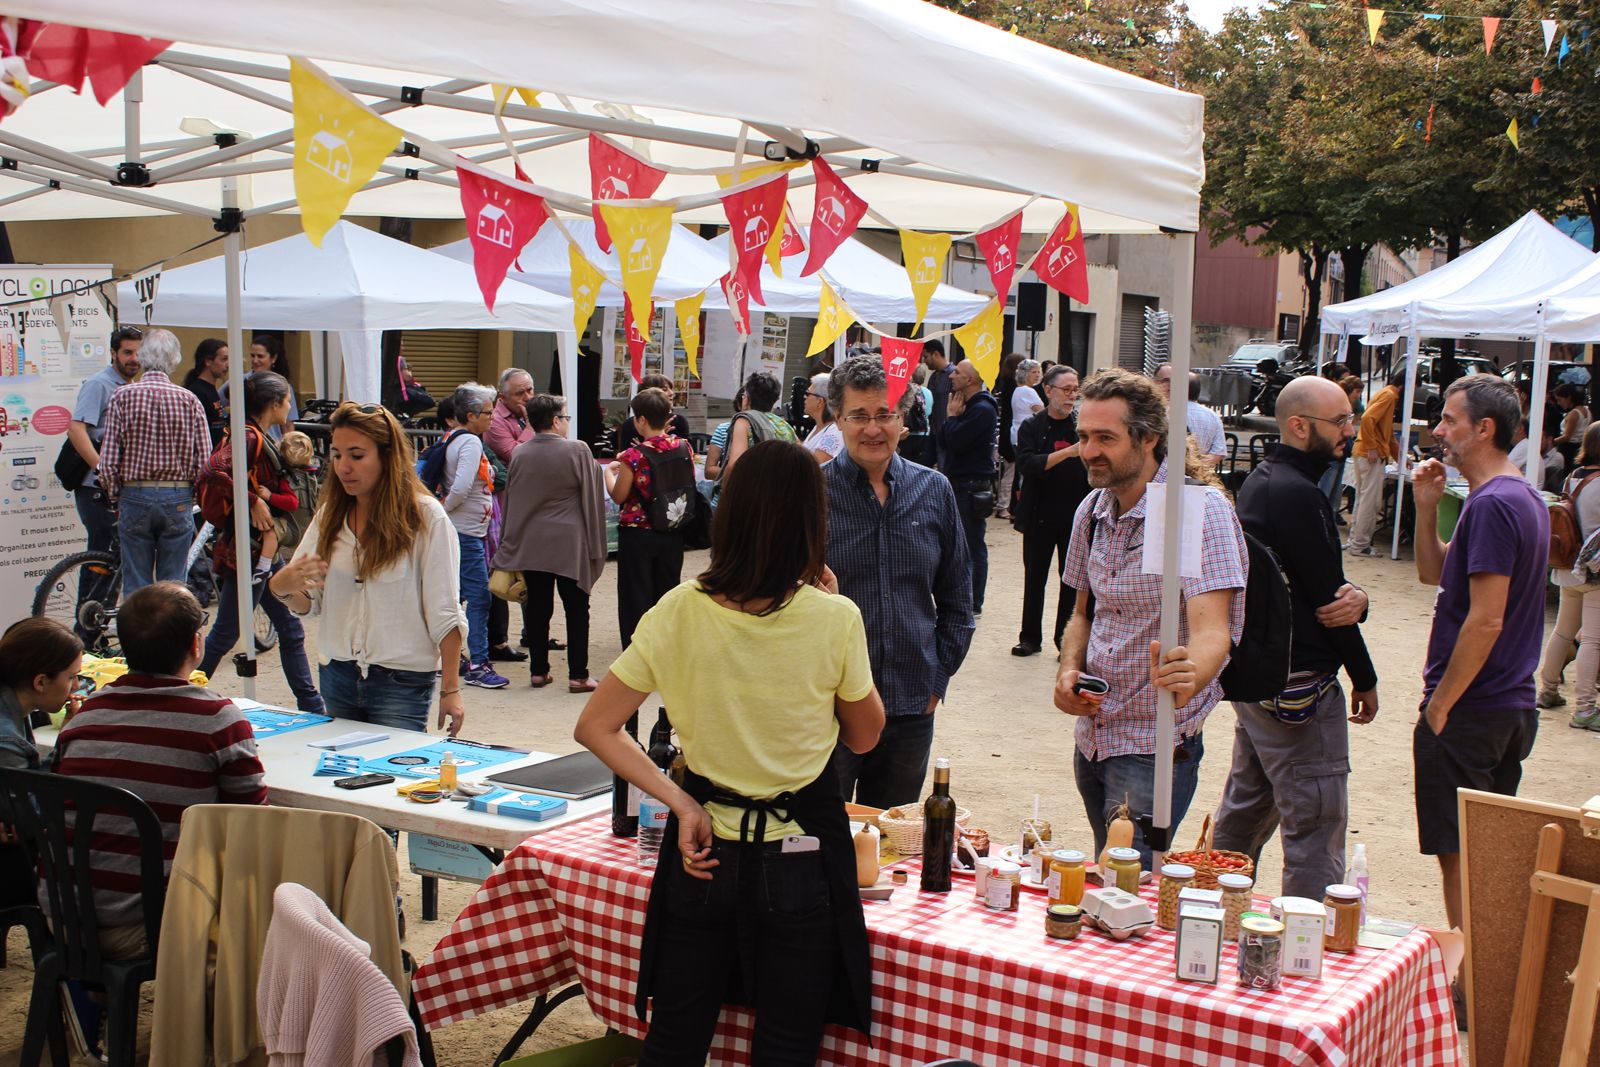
[502,1031,644,1067]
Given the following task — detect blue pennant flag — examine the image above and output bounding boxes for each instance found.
[1560,33,1571,65]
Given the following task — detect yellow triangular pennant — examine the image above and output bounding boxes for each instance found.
[675,292,705,378]
[714,160,802,191]
[898,229,953,331]
[290,59,404,247]
[807,282,857,356]
[1507,117,1521,151]
[568,243,606,338]
[1365,8,1385,45]
[598,203,675,339]
[952,299,1005,389]
[491,84,542,115]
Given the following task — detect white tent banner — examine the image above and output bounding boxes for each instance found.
[0,264,114,632]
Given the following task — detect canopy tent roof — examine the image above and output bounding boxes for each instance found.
[432,221,728,305]
[115,220,574,331]
[1419,247,1600,344]
[2,0,1204,233]
[700,230,992,322]
[1320,211,1594,343]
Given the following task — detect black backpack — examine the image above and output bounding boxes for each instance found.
[905,389,929,434]
[640,440,697,533]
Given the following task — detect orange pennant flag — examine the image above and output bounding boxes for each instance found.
[1533,77,1543,95]
[1365,8,1384,45]
[1482,17,1500,55]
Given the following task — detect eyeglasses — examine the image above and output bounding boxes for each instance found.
[1298,413,1356,430]
[841,412,903,426]
[554,413,571,421]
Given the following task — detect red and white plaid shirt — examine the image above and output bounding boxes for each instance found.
[98,370,212,500]
[1063,460,1249,760]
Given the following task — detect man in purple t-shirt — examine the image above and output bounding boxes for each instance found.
[1412,374,1546,931]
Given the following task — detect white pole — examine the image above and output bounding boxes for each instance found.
[1527,315,1551,485]
[1314,333,1326,375]
[1392,330,1422,561]
[556,331,579,441]
[223,177,254,699]
[123,70,142,165]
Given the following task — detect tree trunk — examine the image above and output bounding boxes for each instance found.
[1440,232,1463,386]
[1584,188,1600,253]
[1339,244,1371,301]
[1298,247,1329,357]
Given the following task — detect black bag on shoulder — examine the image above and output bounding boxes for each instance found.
[54,438,90,491]
[640,441,698,533]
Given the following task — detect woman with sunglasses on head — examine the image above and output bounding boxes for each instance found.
[576,439,885,1065]
[269,402,468,735]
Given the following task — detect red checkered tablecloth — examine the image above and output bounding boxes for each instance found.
[414,816,1463,1066]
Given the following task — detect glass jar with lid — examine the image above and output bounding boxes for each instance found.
[1157,863,1196,930]
[1217,872,1255,941]
[1323,883,1363,952]
[1104,846,1142,894]
[1047,850,1087,907]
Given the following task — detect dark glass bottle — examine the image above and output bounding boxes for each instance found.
[647,707,680,779]
[610,712,642,837]
[920,758,956,892]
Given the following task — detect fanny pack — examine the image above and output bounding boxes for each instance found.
[1258,670,1337,727]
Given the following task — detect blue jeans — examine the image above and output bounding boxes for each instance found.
[198,564,324,712]
[1075,731,1206,869]
[457,531,490,665]
[318,658,437,733]
[833,711,937,809]
[117,485,194,596]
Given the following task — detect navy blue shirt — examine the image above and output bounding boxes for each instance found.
[938,389,998,481]
[825,450,975,717]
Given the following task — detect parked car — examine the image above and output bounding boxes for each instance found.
[1224,340,1300,372]
[1222,340,1304,415]
[1500,358,1586,387]
[1400,355,1496,423]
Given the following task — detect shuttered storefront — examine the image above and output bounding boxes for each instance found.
[1118,294,1158,371]
[400,330,479,397]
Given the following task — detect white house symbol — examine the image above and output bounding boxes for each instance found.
[599,175,631,199]
[887,355,909,377]
[818,196,849,235]
[1046,244,1078,277]
[974,333,998,362]
[729,278,746,304]
[627,237,653,273]
[477,204,514,249]
[743,215,772,253]
[307,130,353,183]
[992,241,1013,273]
[913,255,939,286]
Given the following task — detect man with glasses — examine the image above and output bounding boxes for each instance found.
[1012,366,1088,657]
[824,356,974,808]
[1211,375,1380,899]
[1153,363,1227,469]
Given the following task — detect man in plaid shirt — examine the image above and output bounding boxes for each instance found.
[98,328,212,595]
[1053,369,1248,866]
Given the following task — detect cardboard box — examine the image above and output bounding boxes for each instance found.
[1175,905,1225,983]
[1271,895,1326,977]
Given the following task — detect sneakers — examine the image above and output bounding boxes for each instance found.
[1346,544,1382,557]
[1538,689,1568,709]
[1570,708,1600,730]
[463,663,510,689]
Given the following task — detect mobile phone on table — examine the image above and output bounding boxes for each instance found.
[334,773,396,790]
[1072,674,1109,696]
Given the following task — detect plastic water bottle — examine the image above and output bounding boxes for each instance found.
[638,789,671,867]
[1348,843,1370,924]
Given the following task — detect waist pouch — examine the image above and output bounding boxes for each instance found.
[1259,671,1337,727]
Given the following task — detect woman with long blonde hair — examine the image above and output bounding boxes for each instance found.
[269,402,467,734]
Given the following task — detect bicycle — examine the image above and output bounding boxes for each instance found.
[33,516,278,657]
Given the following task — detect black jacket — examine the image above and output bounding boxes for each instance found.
[1237,443,1377,691]
[937,389,998,481]
[1014,409,1089,531]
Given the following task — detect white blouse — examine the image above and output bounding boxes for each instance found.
[803,420,843,460]
[291,495,468,673]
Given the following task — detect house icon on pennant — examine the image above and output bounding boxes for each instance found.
[476,204,515,249]
[887,355,909,377]
[627,237,653,273]
[818,196,849,236]
[307,129,353,184]
[974,333,998,362]
[743,215,772,253]
[913,256,939,286]
[1047,244,1078,277]
[991,242,1013,273]
[599,175,631,200]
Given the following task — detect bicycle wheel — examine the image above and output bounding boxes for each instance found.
[33,550,122,655]
[254,603,279,652]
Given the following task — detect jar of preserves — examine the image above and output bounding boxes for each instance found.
[1157,863,1196,930]
[1045,904,1082,940]
[1217,872,1255,942]
[984,860,1023,912]
[1104,846,1142,894]
[1237,917,1284,990]
[1047,849,1087,907]
[1323,883,1363,953]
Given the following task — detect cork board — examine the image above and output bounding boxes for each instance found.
[1460,789,1600,1067]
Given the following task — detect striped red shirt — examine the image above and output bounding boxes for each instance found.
[54,674,267,927]
[98,369,213,500]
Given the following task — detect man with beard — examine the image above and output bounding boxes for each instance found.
[1011,365,1087,656]
[1211,376,1380,899]
[1053,369,1248,865]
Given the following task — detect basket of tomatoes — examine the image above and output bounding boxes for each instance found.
[1164,815,1254,890]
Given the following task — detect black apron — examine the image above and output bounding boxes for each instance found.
[634,759,873,1037]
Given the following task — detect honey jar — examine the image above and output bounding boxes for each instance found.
[1045,904,1082,940]
[985,860,1022,912]
[1104,846,1142,895]
[1047,850,1087,907]
[1323,883,1363,953]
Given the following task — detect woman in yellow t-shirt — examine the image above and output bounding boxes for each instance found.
[577,438,885,1064]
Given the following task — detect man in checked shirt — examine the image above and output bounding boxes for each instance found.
[98,328,213,596]
[1053,369,1248,866]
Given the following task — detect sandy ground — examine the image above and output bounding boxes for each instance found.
[2,505,1591,1064]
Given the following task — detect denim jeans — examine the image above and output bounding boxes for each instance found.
[74,486,116,554]
[457,531,490,664]
[1074,731,1206,868]
[640,838,837,1067]
[833,711,937,809]
[318,658,437,733]
[117,485,194,596]
[950,482,990,613]
[198,564,324,712]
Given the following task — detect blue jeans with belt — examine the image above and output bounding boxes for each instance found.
[318,659,437,733]
[198,563,324,713]
[116,485,194,596]
[1075,731,1206,869]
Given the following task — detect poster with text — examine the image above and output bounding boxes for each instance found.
[0,265,114,631]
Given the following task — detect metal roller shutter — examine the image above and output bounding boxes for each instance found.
[400,330,479,397]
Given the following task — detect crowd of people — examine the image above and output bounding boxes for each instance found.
[5,326,1570,1062]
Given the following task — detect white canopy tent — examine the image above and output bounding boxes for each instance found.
[1318,212,1594,557]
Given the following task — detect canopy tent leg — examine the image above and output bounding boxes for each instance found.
[1527,327,1552,485]
[1392,331,1422,562]
[1314,333,1326,375]
[556,331,579,441]
[222,178,254,700]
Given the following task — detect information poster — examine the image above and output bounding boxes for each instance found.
[603,305,667,399]
[0,265,113,631]
[699,310,790,399]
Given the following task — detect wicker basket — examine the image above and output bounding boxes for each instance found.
[878,804,972,856]
[1164,814,1254,890]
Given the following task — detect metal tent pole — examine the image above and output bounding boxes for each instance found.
[222,176,255,699]
[1527,318,1551,485]
[1392,328,1422,561]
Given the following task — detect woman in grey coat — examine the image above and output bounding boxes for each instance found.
[494,394,609,691]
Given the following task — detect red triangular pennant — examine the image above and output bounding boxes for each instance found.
[1036,204,1090,303]
[1533,77,1543,95]
[589,134,666,253]
[778,210,806,258]
[623,295,648,382]
[802,159,868,277]
[974,212,1025,301]
[28,25,169,106]
[1482,16,1500,55]
[457,163,548,313]
[880,337,925,408]
[720,174,788,307]
[720,272,751,335]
